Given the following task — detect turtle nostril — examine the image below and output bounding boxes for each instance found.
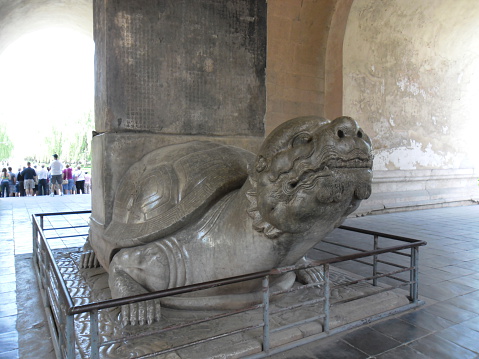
[337,130,345,138]
[357,131,363,138]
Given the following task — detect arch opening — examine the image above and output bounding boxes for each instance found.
[0,27,94,166]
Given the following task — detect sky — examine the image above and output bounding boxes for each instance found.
[0,27,94,163]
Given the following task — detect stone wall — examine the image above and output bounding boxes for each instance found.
[343,0,479,213]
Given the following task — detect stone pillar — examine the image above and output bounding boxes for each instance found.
[92,0,266,231]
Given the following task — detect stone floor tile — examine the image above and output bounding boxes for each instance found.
[0,349,19,359]
[341,327,400,356]
[445,294,479,314]
[398,308,455,332]
[0,282,15,294]
[375,344,429,359]
[448,276,479,289]
[423,301,479,323]
[408,333,477,359]
[456,261,479,272]
[0,315,16,334]
[0,331,18,353]
[462,316,479,332]
[306,338,369,359]
[419,267,461,281]
[0,303,17,318]
[435,323,479,353]
[0,278,15,284]
[419,280,476,301]
[370,318,431,343]
[439,265,477,276]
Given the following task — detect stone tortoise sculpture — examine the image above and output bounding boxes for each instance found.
[85,115,373,326]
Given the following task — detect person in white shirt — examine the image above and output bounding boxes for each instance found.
[84,172,91,194]
[36,164,49,196]
[49,154,64,196]
[74,166,86,194]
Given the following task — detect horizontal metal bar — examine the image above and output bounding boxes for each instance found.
[332,266,413,290]
[134,323,265,359]
[45,234,88,240]
[386,250,411,257]
[321,239,371,253]
[333,281,412,305]
[269,297,325,316]
[339,225,427,245]
[353,258,373,267]
[102,303,263,345]
[376,259,409,270]
[43,225,89,231]
[270,281,324,297]
[35,210,92,217]
[270,315,325,334]
[377,273,411,284]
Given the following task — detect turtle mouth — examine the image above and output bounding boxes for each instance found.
[283,150,372,195]
[320,148,373,170]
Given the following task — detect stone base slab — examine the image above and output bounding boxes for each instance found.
[355,168,479,215]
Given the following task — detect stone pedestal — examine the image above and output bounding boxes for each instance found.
[92,0,266,230]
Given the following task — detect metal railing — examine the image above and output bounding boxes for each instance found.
[32,211,426,359]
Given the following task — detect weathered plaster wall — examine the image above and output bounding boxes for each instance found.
[343,0,479,213]
[344,0,479,172]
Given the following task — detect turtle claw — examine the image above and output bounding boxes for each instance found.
[79,237,101,269]
[80,250,101,269]
[121,299,161,326]
[296,266,325,285]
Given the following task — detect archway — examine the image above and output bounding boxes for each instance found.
[0,0,94,165]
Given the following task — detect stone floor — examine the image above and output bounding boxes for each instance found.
[1,195,479,358]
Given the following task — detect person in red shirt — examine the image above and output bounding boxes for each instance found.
[62,164,74,195]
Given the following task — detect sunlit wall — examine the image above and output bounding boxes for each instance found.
[344,0,479,171]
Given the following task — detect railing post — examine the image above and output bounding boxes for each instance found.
[66,313,75,358]
[323,263,330,333]
[373,234,379,286]
[410,246,419,303]
[32,216,38,258]
[262,275,270,354]
[90,309,100,359]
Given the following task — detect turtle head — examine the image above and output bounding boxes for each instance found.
[247,116,373,237]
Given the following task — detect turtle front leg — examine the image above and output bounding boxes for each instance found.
[109,246,170,326]
[109,268,161,326]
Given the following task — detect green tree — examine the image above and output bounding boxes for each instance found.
[43,110,94,164]
[0,124,13,161]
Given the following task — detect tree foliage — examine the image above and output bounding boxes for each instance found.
[0,124,13,161]
[40,111,94,165]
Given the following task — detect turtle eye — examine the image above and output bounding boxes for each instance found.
[292,133,312,148]
[255,156,268,173]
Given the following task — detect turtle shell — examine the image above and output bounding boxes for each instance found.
[102,141,254,252]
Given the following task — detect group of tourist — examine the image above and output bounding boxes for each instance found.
[0,154,92,198]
